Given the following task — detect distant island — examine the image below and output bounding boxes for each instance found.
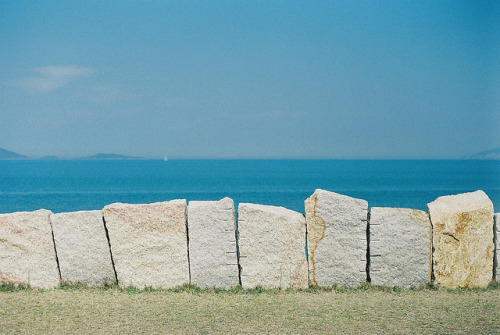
[464,148,500,160]
[0,148,27,159]
[0,148,144,160]
[2,146,499,160]
[80,153,143,160]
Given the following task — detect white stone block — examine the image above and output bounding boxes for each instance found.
[305,189,368,287]
[103,200,189,289]
[187,198,239,288]
[51,210,115,286]
[494,213,499,281]
[427,191,494,288]
[238,203,308,289]
[369,207,431,288]
[0,210,60,289]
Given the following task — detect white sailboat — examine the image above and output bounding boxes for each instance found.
[163,156,168,161]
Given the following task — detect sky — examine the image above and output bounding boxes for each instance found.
[1,1,499,159]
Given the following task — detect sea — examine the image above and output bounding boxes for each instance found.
[0,159,498,214]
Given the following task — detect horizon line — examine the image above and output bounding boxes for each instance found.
[1,157,499,161]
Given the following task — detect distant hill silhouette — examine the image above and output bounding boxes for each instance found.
[39,155,60,160]
[80,153,143,160]
[0,148,27,159]
[464,147,500,160]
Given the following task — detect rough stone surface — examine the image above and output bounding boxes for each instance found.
[0,210,60,289]
[51,210,116,286]
[188,198,239,288]
[237,203,307,289]
[427,190,494,288]
[495,213,499,281]
[369,207,431,287]
[305,189,368,287]
[103,200,189,289]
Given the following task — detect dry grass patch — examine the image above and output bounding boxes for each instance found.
[0,286,498,334]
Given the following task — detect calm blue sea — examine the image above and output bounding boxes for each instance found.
[0,160,498,214]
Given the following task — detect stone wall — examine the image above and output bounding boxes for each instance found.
[368,207,431,288]
[305,189,368,287]
[51,210,115,286]
[427,191,494,288]
[103,200,190,289]
[0,190,497,289]
[238,203,308,289]
[494,213,499,281]
[188,198,239,289]
[0,210,60,289]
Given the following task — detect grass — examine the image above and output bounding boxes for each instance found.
[0,283,499,334]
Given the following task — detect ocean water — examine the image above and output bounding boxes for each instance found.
[0,160,498,214]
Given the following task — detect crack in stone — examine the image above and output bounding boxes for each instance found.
[305,194,326,286]
[184,205,191,285]
[443,232,460,242]
[102,216,119,285]
[235,208,243,287]
[48,213,62,282]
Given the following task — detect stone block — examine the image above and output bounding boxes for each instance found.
[237,203,307,289]
[369,207,431,287]
[0,210,60,289]
[51,210,116,286]
[187,198,239,288]
[427,190,494,288]
[305,189,368,287]
[495,213,499,281]
[103,200,189,289]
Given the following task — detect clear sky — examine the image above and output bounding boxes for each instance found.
[1,1,499,159]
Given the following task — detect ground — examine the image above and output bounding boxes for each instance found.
[0,285,498,334]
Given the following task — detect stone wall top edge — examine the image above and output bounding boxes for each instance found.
[238,203,304,217]
[0,190,493,217]
[427,190,494,218]
[103,199,187,209]
[0,209,53,216]
[369,207,428,214]
[188,197,233,207]
[428,190,491,206]
[51,209,102,216]
[312,188,368,207]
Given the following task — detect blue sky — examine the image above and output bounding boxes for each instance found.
[1,1,498,159]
